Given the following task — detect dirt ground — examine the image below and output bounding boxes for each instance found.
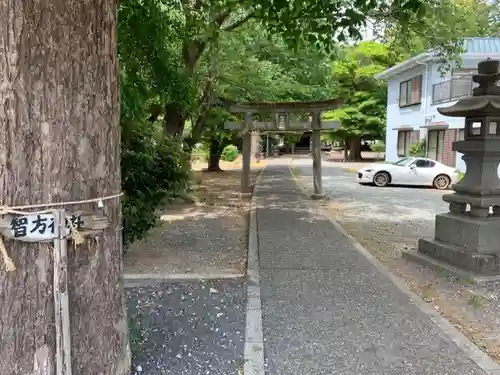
[292,168,500,364]
[123,158,267,276]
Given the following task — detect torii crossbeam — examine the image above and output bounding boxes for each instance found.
[224,98,343,199]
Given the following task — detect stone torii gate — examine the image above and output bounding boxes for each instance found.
[224,98,342,199]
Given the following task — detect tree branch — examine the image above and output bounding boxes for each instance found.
[182,39,208,73]
[188,73,216,147]
[213,9,232,25]
[222,11,255,31]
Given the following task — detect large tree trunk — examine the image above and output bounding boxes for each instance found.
[349,137,362,161]
[0,1,130,375]
[343,139,350,161]
[206,139,222,172]
[163,39,206,137]
[163,103,185,137]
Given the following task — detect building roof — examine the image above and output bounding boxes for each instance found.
[376,37,500,80]
[465,37,500,53]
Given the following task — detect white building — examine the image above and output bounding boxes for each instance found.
[376,37,500,171]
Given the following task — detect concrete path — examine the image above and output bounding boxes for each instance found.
[254,162,487,375]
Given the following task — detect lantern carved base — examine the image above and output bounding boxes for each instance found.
[410,211,500,283]
[414,239,500,280]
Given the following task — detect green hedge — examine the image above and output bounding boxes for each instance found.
[121,120,190,245]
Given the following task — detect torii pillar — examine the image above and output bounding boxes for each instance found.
[241,112,252,197]
[311,112,324,199]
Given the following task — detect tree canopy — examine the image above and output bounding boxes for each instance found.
[382,0,500,64]
[147,0,480,136]
[322,42,398,160]
[116,0,500,239]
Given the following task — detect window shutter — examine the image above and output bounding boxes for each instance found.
[411,76,422,103]
[399,82,407,106]
[410,130,420,144]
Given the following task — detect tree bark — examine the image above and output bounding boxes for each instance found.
[343,139,350,161]
[206,139,222,172]
[349,137,363,161]
[164,38,207,137]
[0,1,130,375]
[163,103,185,137]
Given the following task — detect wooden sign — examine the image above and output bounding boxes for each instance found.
[0,211,110,242]
[275,113,288,130]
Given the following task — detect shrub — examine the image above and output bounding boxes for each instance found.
[371,142,385,153]
[409,139,426,157]
[121,120,190,245]
[221,144,239,162]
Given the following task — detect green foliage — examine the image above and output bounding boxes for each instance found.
[283,133,302,144]
[324,42,395,142]
[196,25,337,156]
[116,0,485,242]
[221,145,239,162]
[215,24,336,105]
[118,0,194,245]
[409,140,426,157]
[382,0,500,71]
[371,142,386,153]
[118,0,196,116]
[121,120,190,245]
[170,0,465,138]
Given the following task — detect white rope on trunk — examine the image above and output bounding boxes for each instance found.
[0,192,123,271]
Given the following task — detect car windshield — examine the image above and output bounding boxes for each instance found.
[392,157,413,166]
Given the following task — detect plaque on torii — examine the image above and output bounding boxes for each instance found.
[223,98,343,199]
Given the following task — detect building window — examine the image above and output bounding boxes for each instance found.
[399,75,423,107]
[457,128,465,141]
[432,70,478,105]
[427,129,446,161]
[397,131,412,156]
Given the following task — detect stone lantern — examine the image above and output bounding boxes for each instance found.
[414,59,500,280]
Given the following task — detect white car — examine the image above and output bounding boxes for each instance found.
[356,157,460,190]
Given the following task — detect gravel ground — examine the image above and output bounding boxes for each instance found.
[126,279,246,375]
[124,208,248,276]
[124,167,264,277]
[292,158,448,260]
[291,158,500,363]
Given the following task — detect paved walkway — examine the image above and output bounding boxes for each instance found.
[254,163,487,375]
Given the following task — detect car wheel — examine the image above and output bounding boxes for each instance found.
[373,172,390,187]
[433,174,451,190]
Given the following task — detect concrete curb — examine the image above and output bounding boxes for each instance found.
[288,160,500,375]
[244,165,266,375]
[122,273,245,288]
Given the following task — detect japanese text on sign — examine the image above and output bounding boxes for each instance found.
[8,214,84,241]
